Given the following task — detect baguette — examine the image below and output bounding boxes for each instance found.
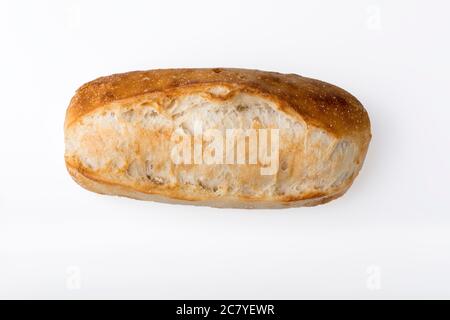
[64,68,371,208]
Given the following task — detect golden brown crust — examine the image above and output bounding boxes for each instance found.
[65,68,370,140]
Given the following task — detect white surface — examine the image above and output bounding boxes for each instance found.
[1,0,449,299]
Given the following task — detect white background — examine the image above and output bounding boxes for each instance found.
[1,0,449,299]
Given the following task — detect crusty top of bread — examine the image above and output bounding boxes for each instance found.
[65,68,370,140]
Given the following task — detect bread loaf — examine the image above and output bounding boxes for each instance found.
[64,68,371,208]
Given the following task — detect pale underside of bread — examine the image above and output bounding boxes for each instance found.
[65,68,371,208]
[66,164,349,209]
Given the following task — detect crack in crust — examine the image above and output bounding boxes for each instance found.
[65,68,371,140]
